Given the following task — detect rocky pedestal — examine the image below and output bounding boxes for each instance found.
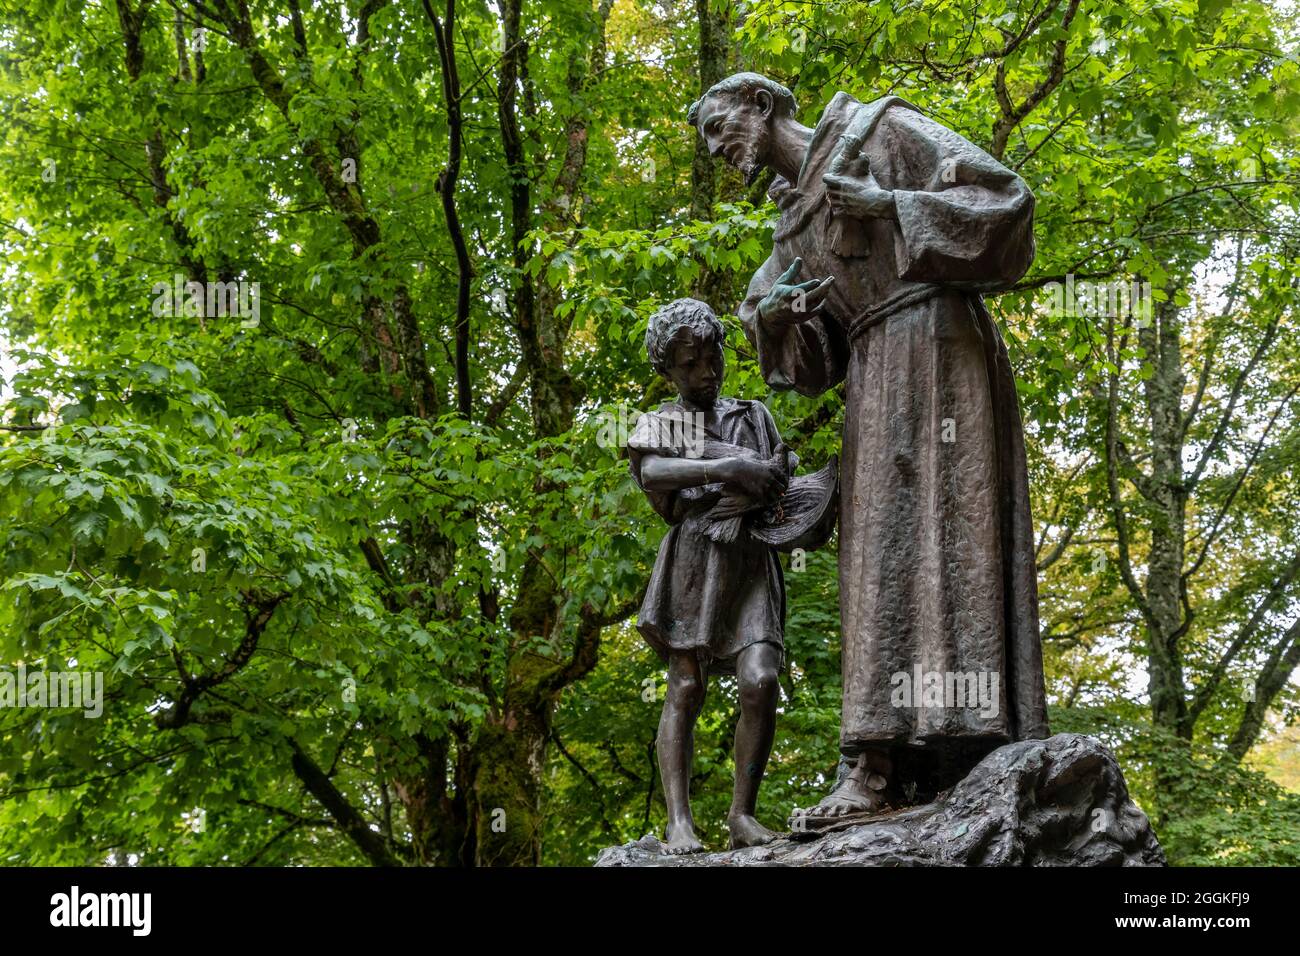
[595,733,1165,867]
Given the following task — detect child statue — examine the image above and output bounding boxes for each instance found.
[627,297,837,853]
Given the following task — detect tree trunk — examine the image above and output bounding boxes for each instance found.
[690,0,745,311]
[1139,296,1191,742]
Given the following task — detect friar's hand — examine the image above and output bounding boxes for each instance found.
[823,171,896,221]
[757,257,835,328]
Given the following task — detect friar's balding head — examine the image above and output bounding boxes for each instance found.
[689,72,797,186]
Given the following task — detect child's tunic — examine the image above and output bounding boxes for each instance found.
[627,398,785,674]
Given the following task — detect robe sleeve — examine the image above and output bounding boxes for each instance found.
[877,108,1035,291]
[739,252,849,397]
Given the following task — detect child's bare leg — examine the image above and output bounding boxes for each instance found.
[728,641,781,849]
[658,652,708,853]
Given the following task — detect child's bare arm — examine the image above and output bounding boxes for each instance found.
[640,453,788,499]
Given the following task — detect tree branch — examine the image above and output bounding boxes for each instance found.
[287,739,402,866]
[1186,309,1284,491]
[990,0,1080,159]
[1103,314,1156,629]
[423,0,474,419]
[155,590,288,729]
[1188,550,1300,723]
[1226,617,1300,762]
[1184,385,1297,581]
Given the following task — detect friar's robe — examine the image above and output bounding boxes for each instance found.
[740,92,1050,753]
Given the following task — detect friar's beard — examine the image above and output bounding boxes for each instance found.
[732,136,768,186]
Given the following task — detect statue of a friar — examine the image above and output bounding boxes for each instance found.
[689,73,1050,824]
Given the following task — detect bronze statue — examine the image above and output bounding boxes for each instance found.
[628,298,836,852]
[689,74,1049,825]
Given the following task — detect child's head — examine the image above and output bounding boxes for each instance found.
[646,298,725,407]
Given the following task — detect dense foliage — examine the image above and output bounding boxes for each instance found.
[0,0,1296,865]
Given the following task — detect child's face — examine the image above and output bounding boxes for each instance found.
[666,332,723,407]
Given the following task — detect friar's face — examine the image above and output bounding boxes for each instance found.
[696,90,774,187]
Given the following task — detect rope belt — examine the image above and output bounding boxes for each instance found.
[847,283,950,342]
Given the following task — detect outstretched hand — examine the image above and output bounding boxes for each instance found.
[757,257,835,328]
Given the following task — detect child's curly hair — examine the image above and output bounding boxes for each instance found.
[645,298,725,376]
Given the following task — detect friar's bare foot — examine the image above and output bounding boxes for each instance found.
[811,786,886,816]
[797,766,890,824]
[663,820,705,855]
[727,813,778,849]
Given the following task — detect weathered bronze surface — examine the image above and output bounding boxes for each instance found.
[628,297,835,852]
[689,73,1050,822]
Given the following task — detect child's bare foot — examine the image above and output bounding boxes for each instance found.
[727,813,778,849]
[664,821,705,855]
